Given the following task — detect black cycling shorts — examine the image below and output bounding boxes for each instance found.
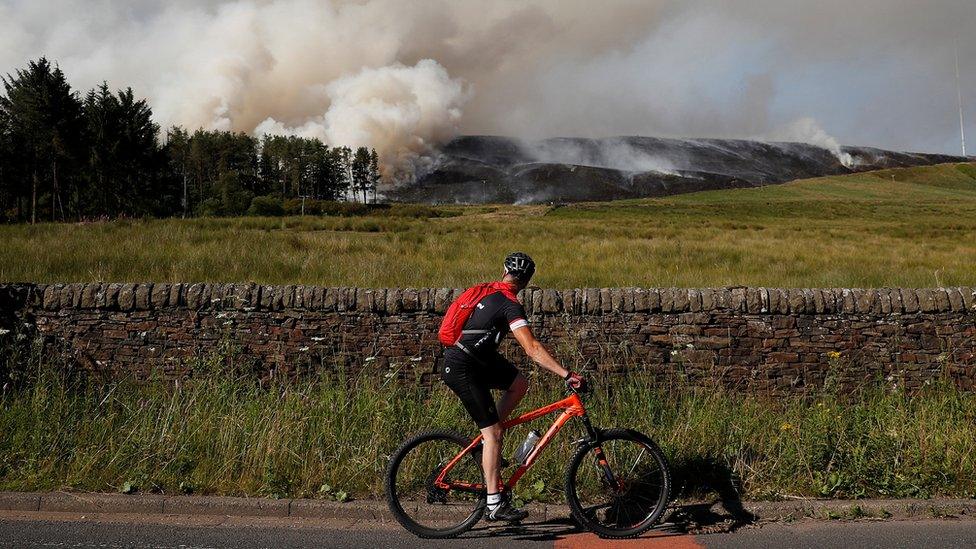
[441,346,520,429]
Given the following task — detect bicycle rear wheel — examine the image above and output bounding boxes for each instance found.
[385,430,485,538]
[565,428,671,539]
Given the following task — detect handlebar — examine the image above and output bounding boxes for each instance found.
[565,376,591,396]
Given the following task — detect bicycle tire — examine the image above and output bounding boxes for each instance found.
[564,428,671,539]
[385,430,485,538]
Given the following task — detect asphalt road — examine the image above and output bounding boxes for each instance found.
[1,511,976,548]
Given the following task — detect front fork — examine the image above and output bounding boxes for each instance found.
[577,414,621,492]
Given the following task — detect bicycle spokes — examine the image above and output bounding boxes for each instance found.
[572,436,668,530]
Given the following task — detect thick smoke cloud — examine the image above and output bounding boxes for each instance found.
[2,0,974,179]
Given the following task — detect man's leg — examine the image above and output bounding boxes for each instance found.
[496,373,528,422]
[480,422,504,496]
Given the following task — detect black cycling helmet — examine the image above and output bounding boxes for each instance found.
[504,252,536,283]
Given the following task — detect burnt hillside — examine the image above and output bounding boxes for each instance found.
[388,136,967,204]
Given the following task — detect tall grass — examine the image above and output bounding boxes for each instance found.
[2,350,975,502]
[2,163,976,288]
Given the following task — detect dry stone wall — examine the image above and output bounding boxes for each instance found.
[2,283,975,392]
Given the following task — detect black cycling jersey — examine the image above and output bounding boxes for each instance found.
[442,286,528,428]
[456,290,529,358]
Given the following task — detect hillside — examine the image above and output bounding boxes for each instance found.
[2,163,975,289]
[388,135,967,204]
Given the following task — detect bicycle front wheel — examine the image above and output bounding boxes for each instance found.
[384,430,485,538]
[565,428,671,539]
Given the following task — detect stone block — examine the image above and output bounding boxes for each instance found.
[962,287,976,311]
[281,285,296,309]
[372,288,387,313]
[659,288,675,312]
[784,289,803,314]
[610,288,624,312]
[689,289,702,312]
[946,287,964,312]
[731,288,747,311]
[916,289,937,313]
[673,289,691,312]
[584,288,600,314]
[812,289,826,314]
[933,288,950,311]
[321,288,338,311]
[43,284,61,309]
[80,283,99,309]
[433,288,451,313]
[258,285,274,309]
[417,288,431,311]
[118,283,137,311]
[714,288,732,309]
[854,289,876,314]
[541,290,561,313]
[401,288,419,311]
[169,283,185,307]
[802,289,816,314]
[308,286,325,310]
[841,289,856,314]
[700,288,716,311]
[104,283,122,309]
[900,289,919,313]
[385,288,401,314]
[151,283,170,309]
[878,289,891,314]
[622,288,636,313]
[746,288,763,314]
[887,288,903,314]
[647,288,662,311]
[600,288,613,313]
[59,284,75,309]
[355,288,371,312]
[561,289,576,314]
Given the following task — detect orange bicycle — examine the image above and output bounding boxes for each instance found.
[384,383,672,539]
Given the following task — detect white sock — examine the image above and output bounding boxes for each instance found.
[487,492,502,511]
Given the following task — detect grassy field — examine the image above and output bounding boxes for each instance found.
[2,350,974,502]
[2,162,976,288]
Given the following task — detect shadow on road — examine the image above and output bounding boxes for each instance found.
[667,456,758,534]
[460,516,689,542]
[454,456,758,540]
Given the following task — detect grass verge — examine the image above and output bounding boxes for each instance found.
[1,163,976,288]
[2,349,975,503]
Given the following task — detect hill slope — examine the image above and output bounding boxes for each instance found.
[2,163,976,288]
[389,135,968,204]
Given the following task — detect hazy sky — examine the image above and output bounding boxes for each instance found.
[2,0,974,164]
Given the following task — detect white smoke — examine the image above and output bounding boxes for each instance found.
[520,138,676,174]
[3,0,975,173]
[775,117,856,168]
[256,59,467,181]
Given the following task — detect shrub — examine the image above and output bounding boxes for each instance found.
[248,196,285,217]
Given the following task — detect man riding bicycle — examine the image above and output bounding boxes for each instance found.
[440,252,585,522]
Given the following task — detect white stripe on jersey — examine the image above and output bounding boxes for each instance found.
[509,318,528,331]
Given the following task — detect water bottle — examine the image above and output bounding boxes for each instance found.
[513,430,541,465]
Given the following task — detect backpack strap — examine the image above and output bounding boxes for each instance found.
[454,341,490,367]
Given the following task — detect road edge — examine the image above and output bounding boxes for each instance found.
[1,492,974,523]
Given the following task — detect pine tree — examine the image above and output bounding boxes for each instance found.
[352,147,371,204]
[368,148,381,203]
[0,58,84,223]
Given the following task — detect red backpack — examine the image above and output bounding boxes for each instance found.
[438,282,519,346]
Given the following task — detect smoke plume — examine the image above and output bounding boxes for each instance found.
[3,0,975,180]
[255,59,467,180]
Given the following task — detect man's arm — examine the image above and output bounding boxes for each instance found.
[511,326,570,379]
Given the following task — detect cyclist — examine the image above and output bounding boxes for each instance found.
[440,252,584,523]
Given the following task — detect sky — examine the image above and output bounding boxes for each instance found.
[2,0,974,173]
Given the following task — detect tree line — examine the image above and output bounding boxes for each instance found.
[0,58,381,223]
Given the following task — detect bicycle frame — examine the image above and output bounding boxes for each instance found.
[433,391,605,494]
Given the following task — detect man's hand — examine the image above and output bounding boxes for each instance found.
[564,371,586,392]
